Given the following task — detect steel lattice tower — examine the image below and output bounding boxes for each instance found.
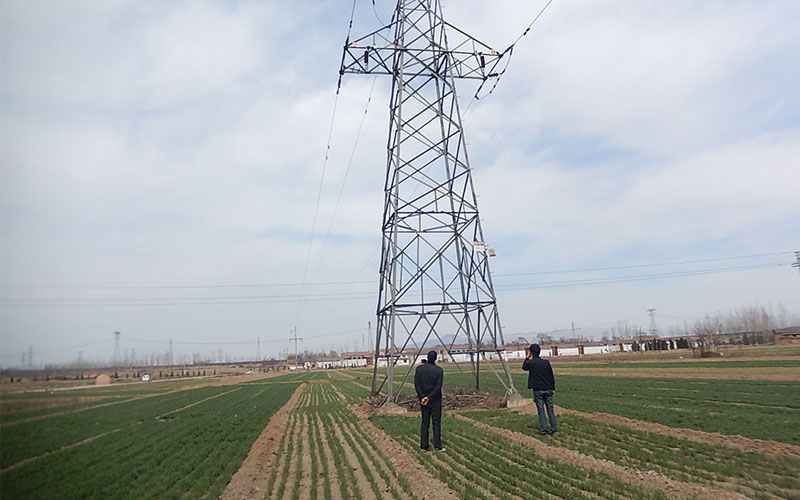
[340,0,519,402]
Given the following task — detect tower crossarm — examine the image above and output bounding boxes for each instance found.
[340,20,507,81]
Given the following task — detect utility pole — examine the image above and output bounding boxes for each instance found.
[793,250,799,278]
[169,339,173,367]
[27,345,33,369]
[340,0,520,404]
[290,327,303,370]
[256,337,261,362]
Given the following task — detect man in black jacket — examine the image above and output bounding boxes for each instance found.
[522,344,557,435]
[414,350,444,451]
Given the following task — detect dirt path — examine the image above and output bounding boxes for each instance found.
[455,413,748,500]
[547,405,800,459]
[253,379,457,500]
[220,383,305,500]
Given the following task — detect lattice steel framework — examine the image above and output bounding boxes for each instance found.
[340,0,518,401]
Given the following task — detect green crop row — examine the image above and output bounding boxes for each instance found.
[371,414,670,500]
[267,382,414,499]
[465,410,800,500]
[0,385,240,469]
[330,380,370,403]
[1,382,298,500]
[553,376,800,445]
[434,367,800,445]
[554,359,800,369]
[266,371,330,382]
[0,397,131,425]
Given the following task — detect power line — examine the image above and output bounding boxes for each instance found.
[298,76,380,323]
[3,261,791,307]
[4,251,790,290]
[495,262,790,291]
[0,280,375,291]
[494,251,795,277]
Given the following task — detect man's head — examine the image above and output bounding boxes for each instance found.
[529,344,541,357]
[427,350,438,364]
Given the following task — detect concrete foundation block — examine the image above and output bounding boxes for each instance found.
[504,392,532,408]
[377,401,409,414]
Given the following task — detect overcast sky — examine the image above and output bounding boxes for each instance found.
[2,0,799,367]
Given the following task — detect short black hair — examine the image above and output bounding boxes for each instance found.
[427,350,437,363]
[530,344,541,356]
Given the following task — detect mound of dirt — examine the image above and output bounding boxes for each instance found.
[365,386,504,412]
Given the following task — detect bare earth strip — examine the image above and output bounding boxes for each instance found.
[351,404,460,499]
[555,367,800,381]
[547,405,800,459]
[455,413,748,500]
[220,383,305,500]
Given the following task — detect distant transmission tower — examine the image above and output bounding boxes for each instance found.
[113,331,121,367]
[648,308,658,336]
[340,0,520,403]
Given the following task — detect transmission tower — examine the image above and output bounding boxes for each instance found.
[648,308,658,336]
[340,0,519,402]
[113,331,121,367]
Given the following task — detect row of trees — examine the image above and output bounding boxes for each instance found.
[601,304,797,342]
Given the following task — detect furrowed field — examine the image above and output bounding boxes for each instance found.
[2,350,799,499]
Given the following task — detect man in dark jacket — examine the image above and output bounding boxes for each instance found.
[522,344,557,435]
[414,350,444,451]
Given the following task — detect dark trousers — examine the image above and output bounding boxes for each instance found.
[420,400,442,449]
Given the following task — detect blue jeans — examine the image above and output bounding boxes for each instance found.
[533,390,556,433]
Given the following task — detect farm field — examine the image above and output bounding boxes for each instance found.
[1,353,799,499]
[365,360,800,445]
[1,379,298,499]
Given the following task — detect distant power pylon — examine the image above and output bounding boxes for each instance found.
[648,308,658,336]
[340,0,519,402]
[113,331,121,367]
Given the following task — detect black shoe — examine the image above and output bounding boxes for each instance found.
[420,446,429,451]
[549,430,557,435]
[435,447,446,452]
[539,430,548,436]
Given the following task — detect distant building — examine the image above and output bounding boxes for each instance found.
[774,326,800,344]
